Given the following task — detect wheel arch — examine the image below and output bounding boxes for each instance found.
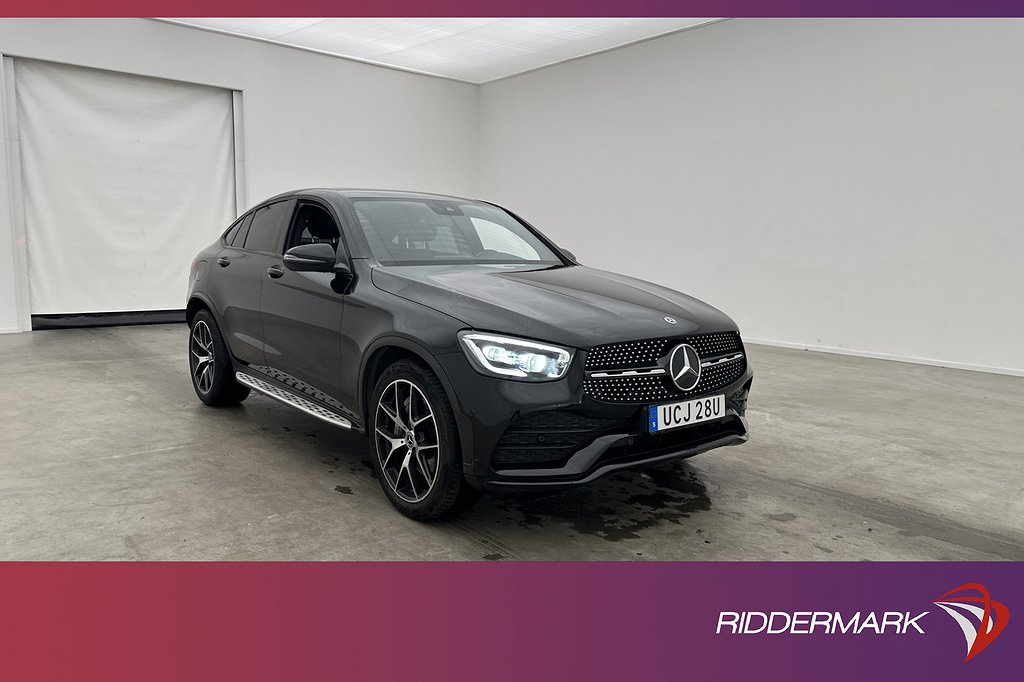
[359,337,463,428]
[186,293,221,327]
[360,336,479,493]
[186,294,243,370]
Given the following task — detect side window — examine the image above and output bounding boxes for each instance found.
[229,212,254,247]
[471,217,542,260]
[243,202,290,253]
[286,203,343,254]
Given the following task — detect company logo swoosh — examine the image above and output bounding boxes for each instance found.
[934,583,1010,662]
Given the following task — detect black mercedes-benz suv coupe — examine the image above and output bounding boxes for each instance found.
[187,189,752,519]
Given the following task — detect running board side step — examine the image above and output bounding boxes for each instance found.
[235,371,352,429]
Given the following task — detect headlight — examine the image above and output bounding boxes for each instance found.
[458,331,573,381]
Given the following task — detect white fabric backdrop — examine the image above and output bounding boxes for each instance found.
[14,59,235,314]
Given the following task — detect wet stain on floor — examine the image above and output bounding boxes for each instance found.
[485,462,712,542]
[298,415,719,548]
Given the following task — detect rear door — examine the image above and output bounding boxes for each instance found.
[260,200,349,412]
[209,200,292,365]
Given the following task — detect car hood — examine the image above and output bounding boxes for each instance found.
[370,263,738,349]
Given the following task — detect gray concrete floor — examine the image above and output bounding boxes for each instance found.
[0,323,1021,560]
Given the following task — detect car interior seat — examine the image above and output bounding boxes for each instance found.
[297,206,341,252]
[361,202,439,258]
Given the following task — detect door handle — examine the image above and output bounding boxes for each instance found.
[217,257,231,267]
[267,265,285,279]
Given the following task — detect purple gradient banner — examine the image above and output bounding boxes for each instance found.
[0,562,1017,681]
[5,1,1024,17]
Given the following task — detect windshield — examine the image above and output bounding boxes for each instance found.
[352,198,562,265]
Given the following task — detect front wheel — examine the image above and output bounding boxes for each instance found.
[188,309,250,406]
[369,360,478,520]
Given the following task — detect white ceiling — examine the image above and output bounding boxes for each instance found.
[162,18,720,83]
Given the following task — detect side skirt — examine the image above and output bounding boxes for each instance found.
[235,371,353,430]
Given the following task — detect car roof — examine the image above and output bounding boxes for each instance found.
[258,188,481,206]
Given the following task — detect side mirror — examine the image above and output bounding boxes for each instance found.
[561,248,577,262]
[283,243,338,272]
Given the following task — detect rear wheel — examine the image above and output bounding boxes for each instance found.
[369,360,477,520]
[188,309,250,406]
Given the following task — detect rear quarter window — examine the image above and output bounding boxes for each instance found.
[222,215,244,245]
[230,212,254,247]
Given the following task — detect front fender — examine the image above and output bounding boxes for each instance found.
[358,334,466,422]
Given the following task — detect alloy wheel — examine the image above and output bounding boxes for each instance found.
[190,320,215,394]
[375,379,440,503]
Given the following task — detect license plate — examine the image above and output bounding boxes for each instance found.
[648,394,725,433]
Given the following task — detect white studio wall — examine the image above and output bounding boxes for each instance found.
[478,19,1024,375]
[15,59,236,315]
[0,18,1020,376]
[0,18,478,329]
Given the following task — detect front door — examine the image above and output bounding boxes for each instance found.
[259,200,350,417]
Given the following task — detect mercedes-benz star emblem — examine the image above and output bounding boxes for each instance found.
[668,343,702,391]
[664,316,677,325]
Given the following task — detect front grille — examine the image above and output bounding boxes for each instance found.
[584,331,746,404]
[585,331,742,370]
[492,410,632,467]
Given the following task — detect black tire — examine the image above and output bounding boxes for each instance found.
[188,309,251,406]
[368,360,478,520]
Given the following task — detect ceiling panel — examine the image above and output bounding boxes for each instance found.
[165,18,327,40]
[163,18,719,83]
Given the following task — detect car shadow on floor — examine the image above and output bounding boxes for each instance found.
[231,394,714,553]
[465,464,712,545]
[269,412,711,543]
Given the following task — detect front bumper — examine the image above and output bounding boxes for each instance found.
[435,351,753,492]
